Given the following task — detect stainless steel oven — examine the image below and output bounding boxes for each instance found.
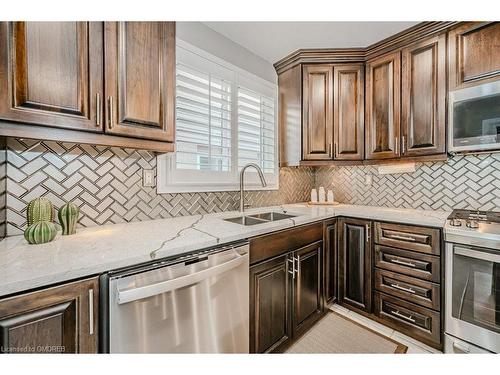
[445,242,500,353]
[449,80,500,153]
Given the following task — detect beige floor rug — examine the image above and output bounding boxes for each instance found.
[285,312,407,354]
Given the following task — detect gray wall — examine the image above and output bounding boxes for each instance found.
[177,22,277,84]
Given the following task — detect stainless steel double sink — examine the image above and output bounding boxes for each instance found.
[223,211,296,226]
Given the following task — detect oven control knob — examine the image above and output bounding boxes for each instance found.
[450,218,462,227]
[466,220,479,229]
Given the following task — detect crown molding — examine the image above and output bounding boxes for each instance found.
[274,21,461,74]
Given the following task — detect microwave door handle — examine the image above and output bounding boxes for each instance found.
[117,252,248,305]
[454,246,500,263]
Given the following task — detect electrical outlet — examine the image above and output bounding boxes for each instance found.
[143,169,155,187]
[365,174,372,186]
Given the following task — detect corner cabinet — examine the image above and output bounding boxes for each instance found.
[0,21,175,152]
[365,51,401,160]
[338,218,372,314]
[0,277,99,354]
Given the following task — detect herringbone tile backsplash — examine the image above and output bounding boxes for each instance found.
[4,138,315,236]
[315,153,500,211]
[3,137,500,237]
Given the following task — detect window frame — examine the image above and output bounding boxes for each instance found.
[157,39,279,194]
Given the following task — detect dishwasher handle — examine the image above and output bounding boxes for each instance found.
[117,251,248,305]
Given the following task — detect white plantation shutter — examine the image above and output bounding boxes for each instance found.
[237,87,276,174]
[175,62,232,172]
[157,40,278,193]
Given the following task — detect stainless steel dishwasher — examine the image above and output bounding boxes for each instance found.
[101,242,249,353]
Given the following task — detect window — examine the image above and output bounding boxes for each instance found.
[157,40,278,193]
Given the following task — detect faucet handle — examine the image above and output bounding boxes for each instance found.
[244,203,252,209]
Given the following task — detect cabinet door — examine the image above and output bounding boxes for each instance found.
[333,65,364,160]
[402,34,446,157]
[104,22,175,142]
[338,218,372,313]
[449,22,500,90]
[365,51,401,160]
[302,64,333,160]
[249,254,292,353]
[0,277,98,354]
[292,242,323,337]
[0,22,103,131]
[323,219,337,304]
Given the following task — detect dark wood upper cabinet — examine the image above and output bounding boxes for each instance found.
[365,51,401,160]
[323,219,337,304]
[338,217,372,314]
[249,254,291,353]
[302,64,334,160]
[0,22,104,132]
[333,65,365,160]
[278,65,302,167]
[401,34,446,157]
[449,22,500,90]
[104,22,175,142]
[292,242,323,337]
[0,277,98,354]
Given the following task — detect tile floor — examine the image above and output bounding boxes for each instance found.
[330,304,442,354]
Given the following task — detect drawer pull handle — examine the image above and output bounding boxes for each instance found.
[390,283,416,294]
[389,234,416,242]
[88,289,94,335]
[391,309,416,323]
[288,257,295,279]
[391,258,416,268]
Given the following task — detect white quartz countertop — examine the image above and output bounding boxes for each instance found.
[0,203,450,297]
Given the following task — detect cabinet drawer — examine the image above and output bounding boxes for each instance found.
[374,292,441,348]
[374,269,440,310]
[374,245,440,283]
[374,222,440,255]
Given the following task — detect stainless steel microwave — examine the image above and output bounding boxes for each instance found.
[449,81,500,153]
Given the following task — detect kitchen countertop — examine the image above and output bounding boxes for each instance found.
[0,203,450,298]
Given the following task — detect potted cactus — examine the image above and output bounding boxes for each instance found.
[24,197,57,245]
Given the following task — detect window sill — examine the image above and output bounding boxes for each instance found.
[156,182,279,194]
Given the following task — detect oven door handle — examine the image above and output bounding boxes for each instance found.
[116,252,248,305]
[454,246,500,263]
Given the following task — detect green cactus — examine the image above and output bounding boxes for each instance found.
[24,221,57,245]
[26,197,54,226]
[58,202,79,235]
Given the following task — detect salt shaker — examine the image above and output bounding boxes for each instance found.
[327,190,334,203]
[318,187,326,203]
[310,189,318,203]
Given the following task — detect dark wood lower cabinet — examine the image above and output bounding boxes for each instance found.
[292,242,323,337]
[323,219,337,304]
[338,217,372,314]
[249,254,292,354]
[0,277,99,354]
[249,224,325,353]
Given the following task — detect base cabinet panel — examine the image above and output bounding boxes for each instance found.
[323,219,337,304]
[338,218,372,313]
[249,255,291,353]
[0,277,99,354]
[292,242,323,337]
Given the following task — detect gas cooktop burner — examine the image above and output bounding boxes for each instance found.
[448,209,500,224]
